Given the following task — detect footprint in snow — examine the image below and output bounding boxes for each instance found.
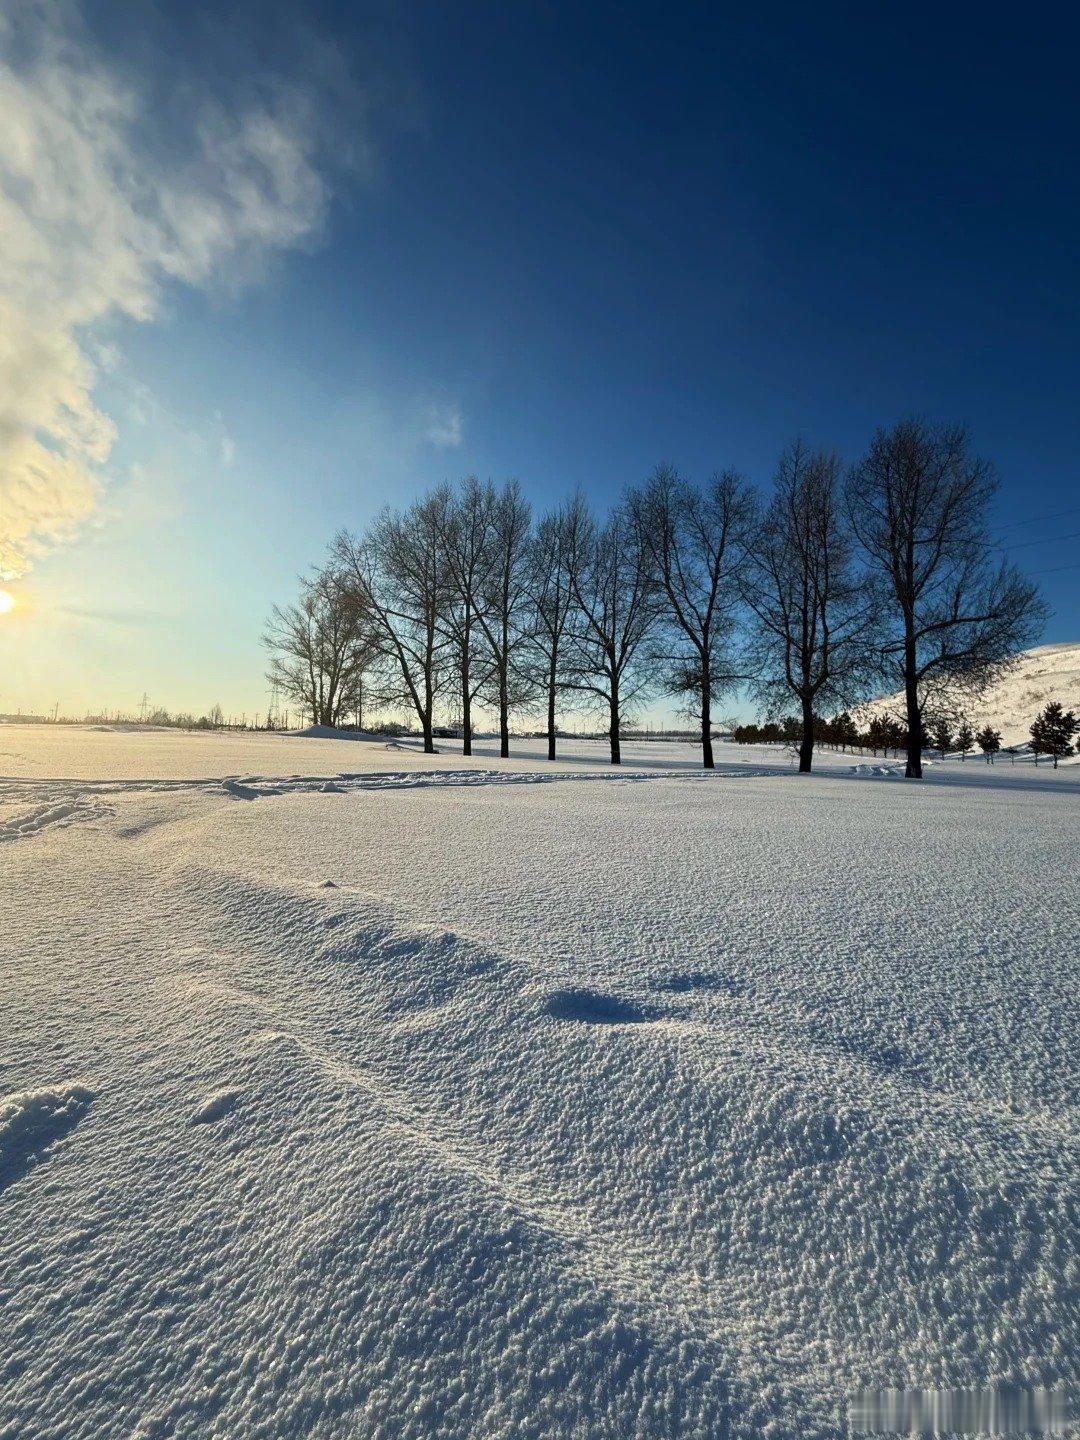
[189,1089,240,1126]
[221,779,260,801]
[544,988,664,1025]
[0,1083,95,1192]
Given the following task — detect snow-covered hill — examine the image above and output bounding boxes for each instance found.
[856,641,1080,747]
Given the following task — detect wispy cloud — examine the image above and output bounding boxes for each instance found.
[0,1,340,578]
[425,403,464,448]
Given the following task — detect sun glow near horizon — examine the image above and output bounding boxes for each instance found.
[0,589,19,616]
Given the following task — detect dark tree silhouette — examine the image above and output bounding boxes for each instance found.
[629,465,753,769]
[528,506,574,760]
[743,442,877,774]
[563,496,658,765]
[474,480,535,759]
[846,418,1046,778]
[334,495,452,754]
[976,724,1002,763]
[435,477,496,756]
[930,716,952,759]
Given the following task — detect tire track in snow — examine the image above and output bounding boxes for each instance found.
[0,765,782,810]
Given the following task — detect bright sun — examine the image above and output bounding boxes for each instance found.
[0,589,16,616]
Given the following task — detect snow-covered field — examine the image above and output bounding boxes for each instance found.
[1,726,1077,1438]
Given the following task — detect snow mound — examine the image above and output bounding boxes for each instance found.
[291,725,371,740]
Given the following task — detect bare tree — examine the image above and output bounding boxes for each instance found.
[335,494,452,754]
[527,506,574,760]
[563,496,658,765]
[264,566,372,728]
[474,480,535,758]
[434,477,496,756]
[742,442,876,774]
[846,418,1046,778]
[629,465,753,769]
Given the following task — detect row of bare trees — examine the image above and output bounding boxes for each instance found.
[266,418,1045,777]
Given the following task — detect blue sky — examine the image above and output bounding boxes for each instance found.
[2,2,1078,720]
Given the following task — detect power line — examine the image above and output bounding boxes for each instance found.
[1000,529,1080,550]
[992,504,1080,532]
[969,527,1079,552]
[1029,560,1080,576]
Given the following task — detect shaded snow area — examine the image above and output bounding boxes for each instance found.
[1,728,1077,1438]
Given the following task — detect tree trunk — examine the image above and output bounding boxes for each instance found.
[609,677,621,765]
[547,656,557,761]
[903,637,923,778]
[499,665,509,759]
[798,696,814,774]
[460,650,472,760]
[422,671,435,754]
[700,667,714,770]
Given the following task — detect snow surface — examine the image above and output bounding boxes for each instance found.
[856,641,1080,748]
[1,726,1077,1437]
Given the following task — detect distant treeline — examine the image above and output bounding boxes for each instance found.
[732,699,1079,767]
[266,417,1046,777]
[1,705,242,731]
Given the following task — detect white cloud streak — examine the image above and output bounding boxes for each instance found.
[0,2,335,577]
[425,403,464,448]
